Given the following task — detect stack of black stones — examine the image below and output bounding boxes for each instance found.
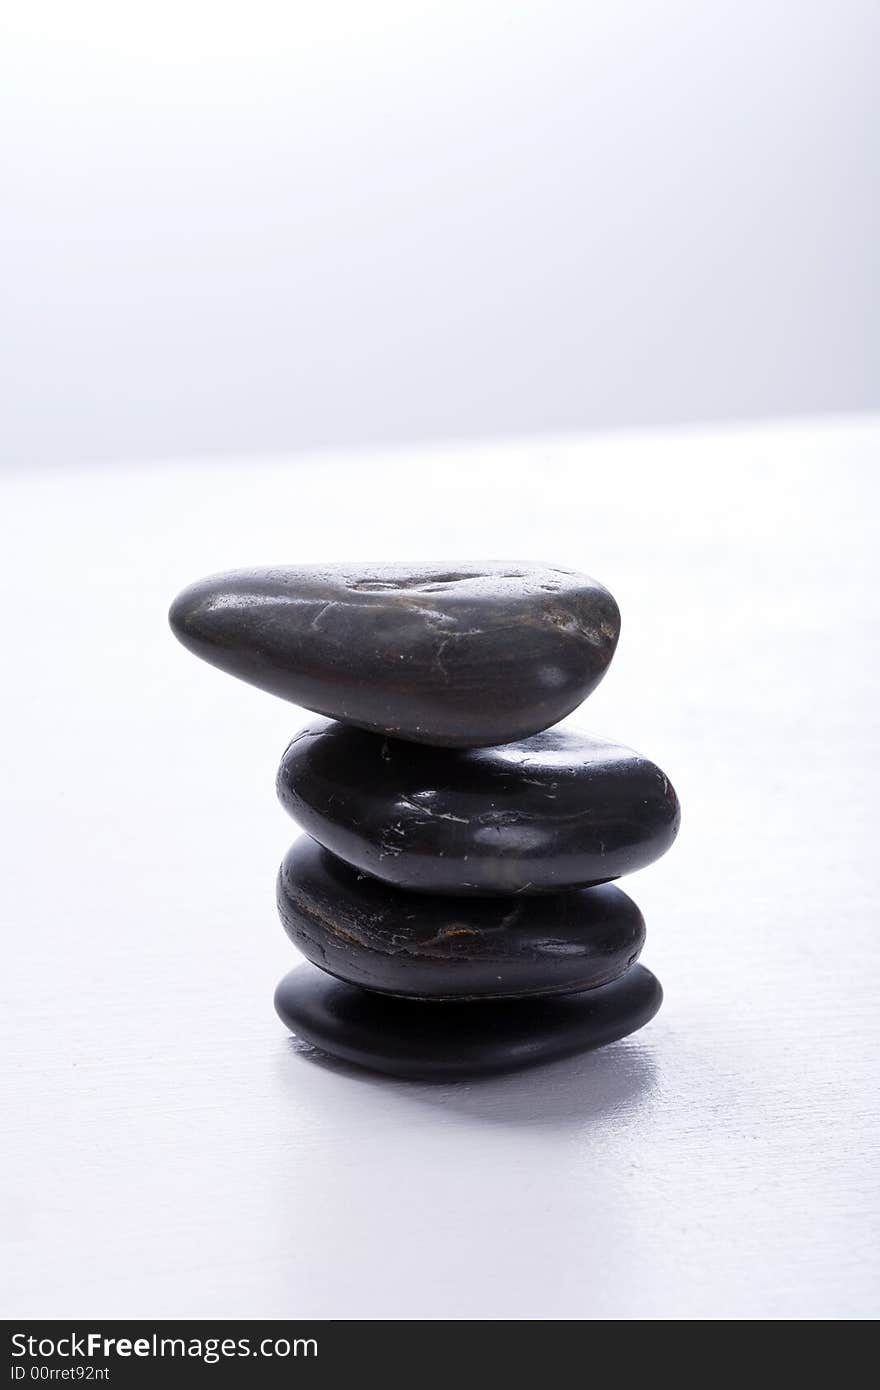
[170,563,680,1079]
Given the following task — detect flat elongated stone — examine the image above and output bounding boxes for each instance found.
[274,963,663,1079]
[168,562,620,747]
[278,837,646,1000]
[277,720,680,895]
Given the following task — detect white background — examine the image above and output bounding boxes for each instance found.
[1,420,878,1319]
[2,0,879,468]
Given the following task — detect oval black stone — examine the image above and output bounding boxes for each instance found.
[277,837,646,1001]
[277,720,680,895]
[274,963,663,1079]
[168,562,620,747]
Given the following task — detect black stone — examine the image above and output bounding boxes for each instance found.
[274,962,663,1079]
[277,720,680,895]
[278,836,646,1000]
[168,562,620,747]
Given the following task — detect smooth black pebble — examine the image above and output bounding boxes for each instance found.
[274,962,663,1079]
[278,836,646,1000]
[169,561,620,747]
[278,720,680,894]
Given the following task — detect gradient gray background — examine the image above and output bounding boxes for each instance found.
[2,0,878,468]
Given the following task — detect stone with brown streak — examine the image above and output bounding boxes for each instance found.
[277,836,646,1000]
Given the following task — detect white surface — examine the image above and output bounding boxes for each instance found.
[2,1,879,467]
[1,417,879,1320]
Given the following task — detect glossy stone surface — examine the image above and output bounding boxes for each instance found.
[278,720,680,895]
[278,836,646,1000]
[168,562,620,747]
[274,962,662,1079]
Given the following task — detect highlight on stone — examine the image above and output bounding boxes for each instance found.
[170,560,678,1078]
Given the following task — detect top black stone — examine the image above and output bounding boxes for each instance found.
[168,562,620,747]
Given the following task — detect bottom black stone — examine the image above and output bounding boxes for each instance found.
[274,963,662,1080]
